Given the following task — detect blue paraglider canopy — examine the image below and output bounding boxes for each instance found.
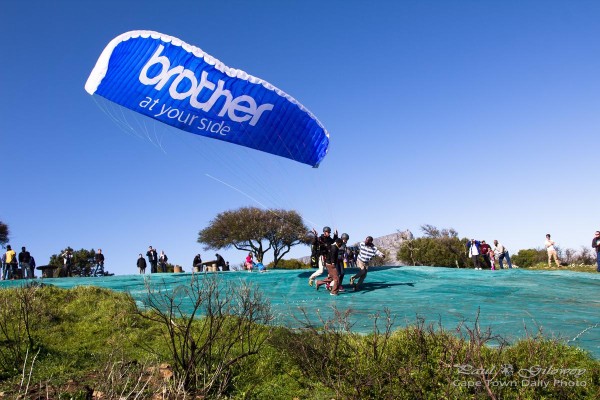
[85,31,329,167]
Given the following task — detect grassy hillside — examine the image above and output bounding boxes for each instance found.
[0,280,598,399]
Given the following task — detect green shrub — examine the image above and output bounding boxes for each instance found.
[512,248,547,268]
[398,237,469,268]
[269,258,309,269]
[0,283,598,399]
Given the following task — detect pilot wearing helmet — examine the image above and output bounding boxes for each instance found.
[308,226,337,286]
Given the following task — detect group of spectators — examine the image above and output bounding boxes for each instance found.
[137,246,169,274]
[1,245,35,280]
[465,239,513,270]
[135,247,229,274]
[467,232,600,272]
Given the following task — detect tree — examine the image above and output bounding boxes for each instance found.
[198,207,310,268]
[49,247,98,277]
[0,220,8,248]
[397,225,469,268]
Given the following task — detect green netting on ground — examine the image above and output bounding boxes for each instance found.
[1,266,598,358]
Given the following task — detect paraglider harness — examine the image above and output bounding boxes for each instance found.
[311,235,333,268]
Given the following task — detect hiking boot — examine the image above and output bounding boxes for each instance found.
[349,276,355,286]
[309,279,314,286]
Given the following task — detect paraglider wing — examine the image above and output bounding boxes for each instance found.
[85,31,329,167]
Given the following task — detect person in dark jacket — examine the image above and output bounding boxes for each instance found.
[308,226,337,286]
[19,247,32,279]
[316,238,343,295]
[137,254,147,274]
[93,249,105,276]
[146,246,158,273]
[216,253,226,271]
[193,254,203,272]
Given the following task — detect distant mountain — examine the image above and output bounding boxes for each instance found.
[298,230,413,265]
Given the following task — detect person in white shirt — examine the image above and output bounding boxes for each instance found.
[544,234,560,268]
[493,240,513,269]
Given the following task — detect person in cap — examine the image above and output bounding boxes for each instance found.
[332,233,350,291]
[308,226,337,286]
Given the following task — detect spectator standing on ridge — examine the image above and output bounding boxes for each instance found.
[480,241,492,270]
[245,252,253,272]
[466,239,482,270]
[349,236,383,291]
[93,248,105,276]
[493,240,513,269]
[591,231,600,272]
[137,254,146,274]
[545,234,561,268]
[5,245,17,279]
[1,252,6,280]
[146,246,158,273]
[309,226,337,286]
[29,255,36,278]
[19,246,32,279]
[158,250,168,273]
[62,249,73,277]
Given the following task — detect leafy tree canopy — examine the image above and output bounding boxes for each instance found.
[0,220,9,247]
[198,207,310,268]
[397,225,469,268]
[48,247,110,277]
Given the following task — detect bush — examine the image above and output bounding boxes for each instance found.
[398,237,469,268]
[511,248,547,268]
[269,258,309,269]
[0,282,599,399]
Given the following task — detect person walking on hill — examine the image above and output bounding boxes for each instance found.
[545,234,561,268]
[350,236,383,291]
[591,231,600,272]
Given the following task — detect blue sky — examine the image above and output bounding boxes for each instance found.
[2,0,599,275]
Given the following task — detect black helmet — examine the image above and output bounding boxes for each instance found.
[323,226,331,233]
[341,233,349,241]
